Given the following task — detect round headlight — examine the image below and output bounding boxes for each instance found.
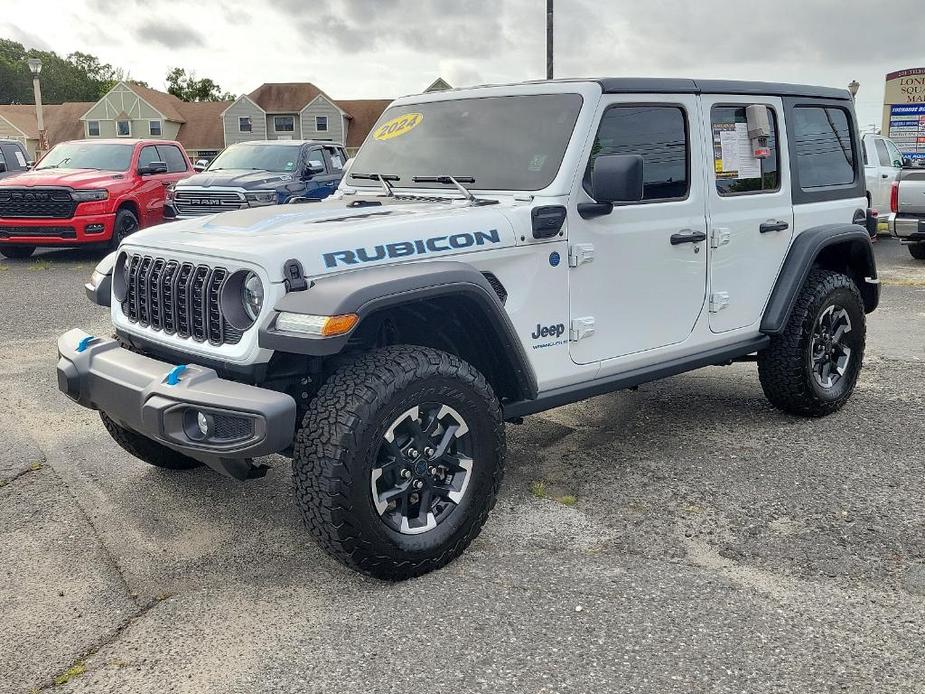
[242,272,264,321]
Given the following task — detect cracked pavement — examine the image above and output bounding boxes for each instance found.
[1,239,923,693]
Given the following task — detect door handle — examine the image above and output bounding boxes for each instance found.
[759,220,789,233]
[670,229,707,245]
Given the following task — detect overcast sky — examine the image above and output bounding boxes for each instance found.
[3,0,921,128]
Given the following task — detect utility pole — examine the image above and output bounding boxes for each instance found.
[546,0,554,80]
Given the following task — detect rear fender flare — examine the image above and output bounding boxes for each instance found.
[761,224,878,334]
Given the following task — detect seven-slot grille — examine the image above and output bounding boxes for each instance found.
[0,188,76,218]
[173,189,246,217]
[121,255,244,346]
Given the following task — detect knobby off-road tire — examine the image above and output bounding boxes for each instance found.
[0,245,35,259]
[293,345,505,580]
[909,243,925,260]
[100,412,203,470]
[758,268,866,417]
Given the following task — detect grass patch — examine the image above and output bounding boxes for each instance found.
[881,277,925,288]
[53,660,86,686]
[30,462,43,471]
[28,260,51,271]
[529,480,547,499]
[556,494,577,507]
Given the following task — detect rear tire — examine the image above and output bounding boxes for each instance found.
[909,243,925,260]
[0,245,35,259]
[758,268,866,417]
[100,412,203,470]
[293,345,505,580]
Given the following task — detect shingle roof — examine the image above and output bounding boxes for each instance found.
[127,83,187,122]
[336,99,392,149]
[0,102,94,144]
[175,100,232,150]
[248,83,326,113]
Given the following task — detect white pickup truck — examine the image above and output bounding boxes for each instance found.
[863,134,906,213]
[891,166,925,259]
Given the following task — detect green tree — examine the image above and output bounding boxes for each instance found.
[0,40,129,104]
[166,67,234,102]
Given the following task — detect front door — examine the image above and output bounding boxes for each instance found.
[700,95,794,333]
[568,94,708,365]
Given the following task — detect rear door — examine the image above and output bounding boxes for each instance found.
[700,95,794,333]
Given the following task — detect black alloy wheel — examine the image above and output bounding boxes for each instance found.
[371,403,474,535]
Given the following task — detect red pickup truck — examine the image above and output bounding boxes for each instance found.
[0,139,192,259]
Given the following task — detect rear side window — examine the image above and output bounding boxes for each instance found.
[792,106,855,188]
[156,145,188,173]
[324,146,344,171]
[711,105,780,195]
[585,105,689,201]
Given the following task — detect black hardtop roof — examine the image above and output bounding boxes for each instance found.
[595,78,850,100]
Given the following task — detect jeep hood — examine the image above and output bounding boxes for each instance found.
[0,168,127,188]
[123,198,518,281]
[178,169,298,190]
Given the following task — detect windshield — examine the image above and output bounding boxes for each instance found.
[207,144,302,173]
[36,143,134,172]
[350,94,583,191]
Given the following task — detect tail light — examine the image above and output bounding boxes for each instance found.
[890,181,899,214]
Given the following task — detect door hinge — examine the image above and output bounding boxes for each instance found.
[568,243,595,267]
[711,228,731,249]
[570,317,596,342]
[709,292,730,313]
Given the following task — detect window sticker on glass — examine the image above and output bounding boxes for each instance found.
[15,150,27,167]
[285,161,295,171]
[373,112,423,141]
[714,123,760,179]
[528,154,547,172]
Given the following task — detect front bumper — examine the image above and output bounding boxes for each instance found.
[0,212,115,245]
[56,328,297,479]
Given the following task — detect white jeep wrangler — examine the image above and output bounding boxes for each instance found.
[60,78,880,579]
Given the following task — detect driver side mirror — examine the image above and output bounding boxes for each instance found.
[902,157,912,168]
[578,154,645,219]
[304,159,325,176]
[138,161,168,175]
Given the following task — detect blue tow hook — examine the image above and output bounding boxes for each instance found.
[76,335,97,353]
[165,364,188,386]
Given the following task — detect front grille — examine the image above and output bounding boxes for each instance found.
[174,189,246,217]
[0,225,76,238]
[121,254,243,346]
[0,188,76,218]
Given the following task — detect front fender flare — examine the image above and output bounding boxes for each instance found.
[259,261,538,401]
[761,224,878,335]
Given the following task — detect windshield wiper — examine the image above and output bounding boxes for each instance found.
[350,172,399,197]
[411,175,497,206]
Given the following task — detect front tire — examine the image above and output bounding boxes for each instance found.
[293,345,505,580]
[909,243,925,260]
[0,245,35,259]
[100,412,203,470]
[108,208,139,250]
[758,268,866,417]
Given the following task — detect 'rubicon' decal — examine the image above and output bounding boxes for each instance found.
[322,229,501,269]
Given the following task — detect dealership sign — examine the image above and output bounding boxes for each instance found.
[883,68,925,160]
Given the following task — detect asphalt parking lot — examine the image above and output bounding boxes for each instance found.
[1,238,924,693]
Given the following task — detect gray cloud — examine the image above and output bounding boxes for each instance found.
[135,20,203,49]
[1,23,52,50]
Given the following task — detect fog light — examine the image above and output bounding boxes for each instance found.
[196,411,213,438]
[86,223,105,234]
